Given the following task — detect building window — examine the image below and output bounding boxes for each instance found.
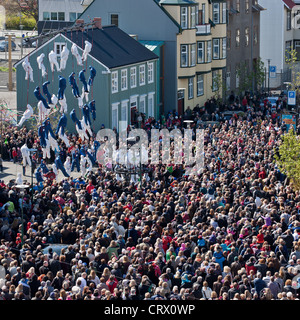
[287,10,291,30]
[121,100,128,125]
[286,41,292,60]
[198,4,206,24]
[148,93,155,117]
[112,103,119,131]
[43,12,50,21]
[190,6,196,28]
[253,26,258,45]
[139,95,146,114]
[54,42,66,56]
[207,40,212,63]
[111,71,118,93]
[226,70,231,89]
[110,14,119,27]
[236,28,240,47]
[197,41,205,63]
[245,0,249,13]
[222,38,227,58]
[188,77,194,99]
[190,43,196,66]
[212,70,219,92]
[197,74,204,96]
[69,12,77,22]
[181,44,188,67]
[227,30,231,50]
[51,12,58,20]
[58,12,65,21]
[139,65,145,86]
[295,40,300,60]
[236,0,240,12]
[181,7,188,29]
[213,3,220,24]
[213,39,220,60]
[130,67,137,88]
[121,69,128,91]
[222,2,227,23]
[245,27,250,46]
[148,62,154,84]
[236,64,240,88]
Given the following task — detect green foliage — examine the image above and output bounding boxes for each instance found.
[285,49,300,104]
[274,128,300,191]
[5,14,36,30]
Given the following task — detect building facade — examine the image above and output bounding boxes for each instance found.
[15,22,158,132]
[226,0,263,96]
[78,0,227,116]
[37,0,84,35]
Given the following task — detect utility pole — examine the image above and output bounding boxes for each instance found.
[8,35,13,91]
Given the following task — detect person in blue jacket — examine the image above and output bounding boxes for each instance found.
[38,159,49,174]
[88,100,96,121]
[82,104,92,128]
[43,118,56,141]
[35,167,44,183]
[79,69,89,93]
[34,86,50,109]
[38,124,47,148]
[58,75,67,100]
[69,72,80,98]
[71,148,80,172]
[56,113,67,137]
[70,109,82,130]
[80,145,95,165]
[55,153,70,177]
[88,66,96,86]
[42,81,52,105]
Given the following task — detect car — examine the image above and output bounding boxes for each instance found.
[42,243,69,255]
[0,40,16,51]
[18,38,37,48]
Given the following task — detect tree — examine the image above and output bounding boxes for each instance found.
[274,128,300,191]
[0,0,38,22]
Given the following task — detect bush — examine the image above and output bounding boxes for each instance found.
[5,15,36,30]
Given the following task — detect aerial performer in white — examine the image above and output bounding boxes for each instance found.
[37,53,47,78]
[21,144,32,175]
[48,50,60,72]
[71,43,83,66]
[64,156,71,177]
[60,45,69,70]
[82,40,92,62]
[80,155,87,177]
[17,104,33,127]
[22,56,34,82]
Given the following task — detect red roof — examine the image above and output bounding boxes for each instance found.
[282,0,296,9]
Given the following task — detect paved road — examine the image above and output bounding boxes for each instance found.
[0,159,89,185]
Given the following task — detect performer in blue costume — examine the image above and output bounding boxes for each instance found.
[38,159,49,174]
[69,72,80,98]
[58,75,67,100]
[56,113,70,147]
[82,104,92,128]
[34,86,50,109]
[42,81,52,105]
[88,100,96,121]
[79,69,89,93]
[88,66,96,87]
[55,153,70,177]
[70,108,82,130]
[71,148,80,172]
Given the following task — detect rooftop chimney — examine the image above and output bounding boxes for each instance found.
[93,17,102,29]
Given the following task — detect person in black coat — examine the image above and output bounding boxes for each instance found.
[28,274,41,298]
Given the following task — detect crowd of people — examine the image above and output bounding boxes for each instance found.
[0,92,299,301]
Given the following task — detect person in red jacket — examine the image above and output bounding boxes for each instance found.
[258,167,267,179]
[106,275,118,293]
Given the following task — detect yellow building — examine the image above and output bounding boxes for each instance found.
[159,0,227,113]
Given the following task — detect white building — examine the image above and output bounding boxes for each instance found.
[37,0,84,34]
[260,0,300,89]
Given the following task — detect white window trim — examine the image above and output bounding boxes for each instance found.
[111,71,118,94]
[213,38,220,60]
[139,65,146,86]
[181,6,188,29]
[121,69,128,91]
[130,67,137,88]
[207,40,212,63]
[112,102,119,131]
[54,42,66,57]
[190,43,196,66]
[197,41,204,64]
[188,78,194,99]
[147,62,154,84]
[197,74,204,96]
[213,3,220,24]
[181,44,188,67]
[148,92,155,118]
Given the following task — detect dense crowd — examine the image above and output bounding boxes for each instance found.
[0,92,300,301]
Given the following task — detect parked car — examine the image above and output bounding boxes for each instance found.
[18,38,37,48]
[0,40,16,51]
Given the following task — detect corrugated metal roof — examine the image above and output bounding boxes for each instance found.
[159,0,197,4]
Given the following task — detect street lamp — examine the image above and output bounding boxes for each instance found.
[16,184,29,247]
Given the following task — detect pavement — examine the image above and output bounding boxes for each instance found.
[0,159,90,185]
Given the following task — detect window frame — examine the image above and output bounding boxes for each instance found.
[181,44,189,67]
[213,3,220,24]
[121,69,128,91]
[213,38,220,60]
[197,41,205,64]
[139,64,146,86]
[111,71,118,94]
[181,6,188,29]
[190,43,196,66]
[147,62,154,84]
[197,74,204,96]
[188,77,194,100]
[130,67,137,88]
[207,40,212,63]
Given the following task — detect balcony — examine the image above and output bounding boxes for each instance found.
[196,24,211,35]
